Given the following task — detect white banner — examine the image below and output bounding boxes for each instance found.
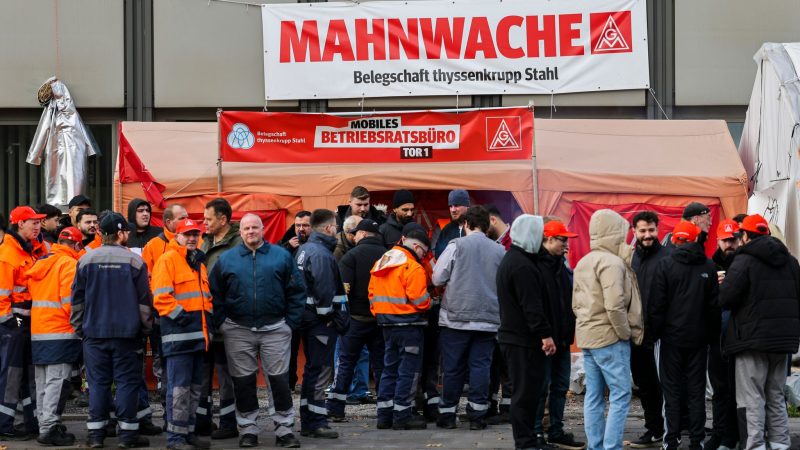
[261,0,649,100]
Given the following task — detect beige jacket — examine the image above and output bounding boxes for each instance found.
[572,209,644,349]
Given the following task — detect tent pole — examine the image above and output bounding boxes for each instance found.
[216,108,223,194]
[530,106,539,215]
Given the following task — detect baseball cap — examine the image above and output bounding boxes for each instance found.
[99,213,130,235]
[740,214,770,235]
[682,202,710,220]
[543,221,578,238]
[176,219,202,235]
[9,206,46,224]
[67,195,92,209]
[716,219,740,240]
[401,222,431,248]
[354,219,380,234]
[58,227,83,245]
[671,221,701,244]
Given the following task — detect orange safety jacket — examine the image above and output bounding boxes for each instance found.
[152,241,212,356]
[78,234,102,257]
[141,228,176,275]
[26,243,82,365]
[0,232,47,323]
[368,245,431,326]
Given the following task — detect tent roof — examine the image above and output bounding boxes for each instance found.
[117,118,747,214]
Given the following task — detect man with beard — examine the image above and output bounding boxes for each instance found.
[629,211,670,448]
[35,204,62,244]
[379,190,416,248]
[705,219,741,450]
[486,205,511,251]
[662,202,712,248]
[282,211,312,258]
[433,190,470,259]
[335,186,386,229]
[649,222,718,450]
[76,209,101,255]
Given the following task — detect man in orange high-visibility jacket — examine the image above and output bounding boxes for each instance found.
[76,209,101,257]
[141,204,188,275]
[27,227,84,446]
[0,206,48,439]
[152,219,212,450]
[369,226,432,431]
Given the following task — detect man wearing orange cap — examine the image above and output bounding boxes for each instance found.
[152,219,213,450]
[0,206,48,439]
[532,219,583,449]
[649,221,718,450]
[27,227,84,446]
[706,219,741,450]
[720,214,800,450]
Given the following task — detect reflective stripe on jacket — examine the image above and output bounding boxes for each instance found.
[26,244,82,365]
[152,241,212,356]
[368,245,430,326]
[0,232,46,323]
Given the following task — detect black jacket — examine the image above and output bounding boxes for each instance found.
[126,198,161,250]
[335,205,386,229]
[338,235,387,318]
[379,214,405,249]
[649,242,718,348]
[719,235,800,355]
[496,245,552,348]
[535,250,575,348]
[296,232,350,334]
[632,240,672,344]
[712,247,736,272]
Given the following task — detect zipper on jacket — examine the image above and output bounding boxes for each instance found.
[252,250,257,326]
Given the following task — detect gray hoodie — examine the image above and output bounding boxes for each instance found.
[510,214,544,254]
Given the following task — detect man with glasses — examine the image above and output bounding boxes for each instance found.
[282,211,312,258]
[663,202,712,248]
[369,226,432,430]
[296,209,349,439]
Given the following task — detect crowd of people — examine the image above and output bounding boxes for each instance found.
[0,186,797,450]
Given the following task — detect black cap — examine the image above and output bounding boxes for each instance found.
[682,202,710,220]
[354,219,380,234]
[68,195,92,209]
[392,189,415,208]
[99,212,130,235]
[402,222,430,248]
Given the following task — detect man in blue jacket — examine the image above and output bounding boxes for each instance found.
[209,214,306,449]
[296,209,349,439]
[70,213,153,449]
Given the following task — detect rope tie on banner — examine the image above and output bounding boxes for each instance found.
[550,92,556,119]
[455,92,459,111]
[648,88,671,120]
[359,96,365,116]
[263,99,268,112]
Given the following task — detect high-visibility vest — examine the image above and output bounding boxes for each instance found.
[26,244,82,364]
[368,245,431,326]
[152,241,212,356]
[0,233,45,323]
[78,234,102,257]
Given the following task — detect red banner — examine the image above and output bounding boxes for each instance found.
[219,108,533,164]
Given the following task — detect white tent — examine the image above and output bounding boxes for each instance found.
[739,43,800,255]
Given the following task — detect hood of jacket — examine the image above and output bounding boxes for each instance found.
[127,198,152,225]
[671,242,708,265]
[589,209,630,258]
[739,235,790,267]
[510,215,543,254]
[25,244,79,281]
[372,245,417,277]
[308,231,337,252]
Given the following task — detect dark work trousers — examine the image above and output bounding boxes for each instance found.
[377,326,424,426]
[437,328,495,421]
[289,330,302,389]
[165,352,204,446]
[419,304,441,416]
[326,319,385,418]
[0,321,36,433]
[197,339,236,432]
[489,342,512,415]
[708,341,739,446]
[656,342,708,448]
[631,343,664,437]
[84,338,143,444]
[533,346,571,439]
[136,348,153,423]
[299,322,337,431]
[501,344,546,450]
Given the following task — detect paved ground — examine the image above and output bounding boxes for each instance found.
[3,391,800,449]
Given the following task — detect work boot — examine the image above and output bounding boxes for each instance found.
[300,426,339,438]
[117,435,150,448]
[166,443,196,450]
[87,436,105,448]
[275,433,301,448]
[469,418,487,431]
[547,432,586,449]
[187,434,211,449]
[36,425,76,446]
[376,420,392,429]
[238,433,258,448]
[139,419,163,435]
[486,411,510,425]
[393,414,427,430]
[0,428,33,441]
[211,427,239,440]
[435,416,456,429]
